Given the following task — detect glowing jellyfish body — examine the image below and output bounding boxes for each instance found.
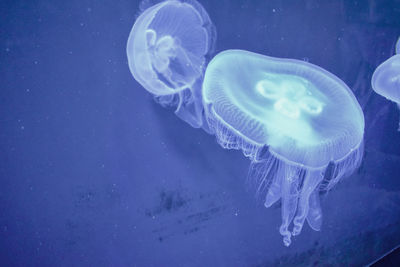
[127,0,216,128]
[371,38,400,130]
[203,50,365,246]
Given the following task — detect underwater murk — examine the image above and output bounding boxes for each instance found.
[1,0,400,266]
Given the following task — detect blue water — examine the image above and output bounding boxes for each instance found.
[1,0,400,266]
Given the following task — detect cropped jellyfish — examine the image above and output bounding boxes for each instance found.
[127,0,216,128]
[202,50,365,246]
[371,37,400,131]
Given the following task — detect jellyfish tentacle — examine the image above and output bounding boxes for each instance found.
[264,174,282,208]
[292,170,323,236]
[175,80,204,128]
[279,168,300,247]
[306,189,322,231]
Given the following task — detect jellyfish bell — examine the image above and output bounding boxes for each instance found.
[127,0,216,128]
[396,36,400,54]
[203,50,365,246]
[371,38,400,131]
[371,54,400,103]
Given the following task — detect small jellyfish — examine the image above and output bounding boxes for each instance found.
[371,37,400,131]
[203,50,365,246]
[127,0,216,128]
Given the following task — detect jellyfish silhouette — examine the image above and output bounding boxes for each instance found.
[127,0,216,128]
[203,50,365,246]
[371,38,400,131]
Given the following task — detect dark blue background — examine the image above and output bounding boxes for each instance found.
[1,0,400,266]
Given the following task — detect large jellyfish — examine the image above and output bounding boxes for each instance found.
[371,37,400,131]
[127,0,216,128]
[202,50,365,246]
